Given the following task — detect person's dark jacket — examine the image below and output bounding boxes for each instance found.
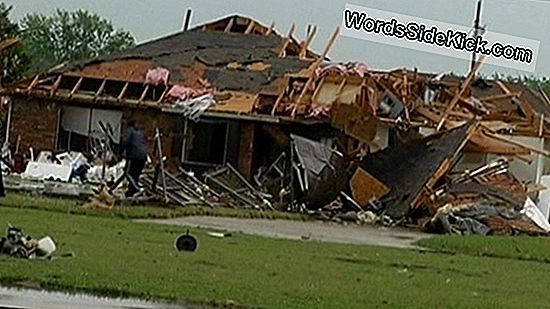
[122,127,148,161]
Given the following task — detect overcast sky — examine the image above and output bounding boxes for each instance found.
[5,0,550,78]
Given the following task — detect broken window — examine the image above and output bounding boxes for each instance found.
[181,119,230,166]
[57,106,122,153]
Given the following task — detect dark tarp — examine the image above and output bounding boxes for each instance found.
[360,123,474,219]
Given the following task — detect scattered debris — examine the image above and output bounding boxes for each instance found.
[206,231,232,238]
[0,226,56,259]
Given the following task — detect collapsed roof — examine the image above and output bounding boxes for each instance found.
[5,15,321,119]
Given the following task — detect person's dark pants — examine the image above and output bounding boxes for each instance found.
[125,159,146,197]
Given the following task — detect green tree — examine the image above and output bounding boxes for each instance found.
[20,9,135,74]
[0,3,26,83]
[496,74,550,96]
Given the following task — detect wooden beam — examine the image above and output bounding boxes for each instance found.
[278,23,295,58]
[50,75,62,96]
[94,79,106,99]
[479,92,521,102]
[117,82,129,100]
[271,88,293,116]
[291,27,340,117]
[139,85,149,102]
[436,55,486,131]
[485,130,550,157]
[26,75,40,91]
[299,26,317,59]
[224,17,235,32]
[539,86,550,107]
[158,86,169,103]
[69,76,84,97]
[244,20,255,34]
[402,72,410,121]
[265,22,275,36]
[496,80,534,121]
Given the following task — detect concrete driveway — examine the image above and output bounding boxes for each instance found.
[142,216,432,249]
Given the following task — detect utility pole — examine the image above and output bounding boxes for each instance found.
[470,0,483,72]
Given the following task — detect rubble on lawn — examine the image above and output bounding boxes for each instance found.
[0,225,56,259]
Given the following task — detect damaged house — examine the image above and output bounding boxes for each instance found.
[3,15,343,181]
[3,14,550,234]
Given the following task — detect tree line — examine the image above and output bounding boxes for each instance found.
[0,2,135,83]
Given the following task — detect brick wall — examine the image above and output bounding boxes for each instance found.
[11,97,179,169]
[11,97,59,152]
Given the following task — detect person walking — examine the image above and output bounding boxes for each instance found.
[121,120,148,197]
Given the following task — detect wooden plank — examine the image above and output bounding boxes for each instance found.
[271,88,293,116]
[291,27,339,117]
[539,86,550,107]
[299,26,317,59]
[158,86,169,103]
[69,76,84,97]
[244,20,255,34]
[139,84,149,102]
[402,72,410,121]
[94,79,106,99]
[224,17,235,32]
[278,23,295,57]
[155,128,168,203]
[485,130,550,157]
[479,92,521,102]
[496,80,534,121]
[26,75,40,91]
[271,76,290,115]
[436,55,486,131]
[117,81,129,100]
[350,168,390,207]
[50,75,63,96]
[265,22,275,36]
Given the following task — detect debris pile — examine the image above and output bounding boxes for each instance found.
[0,226,56,259]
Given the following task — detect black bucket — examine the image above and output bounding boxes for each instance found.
[175,234,198,252]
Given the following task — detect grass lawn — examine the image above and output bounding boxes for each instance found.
[0,193,308,221]
[418,234,550,263]
[1,206,550,308]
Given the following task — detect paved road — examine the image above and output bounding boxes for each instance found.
[0,286,190,309]
[142,216,432,249]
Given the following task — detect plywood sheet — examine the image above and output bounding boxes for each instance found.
[209,91,255,113]
[351,167,390,207]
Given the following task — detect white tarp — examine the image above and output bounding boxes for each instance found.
[522,198,550,232]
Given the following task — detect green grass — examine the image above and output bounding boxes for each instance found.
[418,235,550,263]
[0,193,309,221]
[1,207,550,308]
